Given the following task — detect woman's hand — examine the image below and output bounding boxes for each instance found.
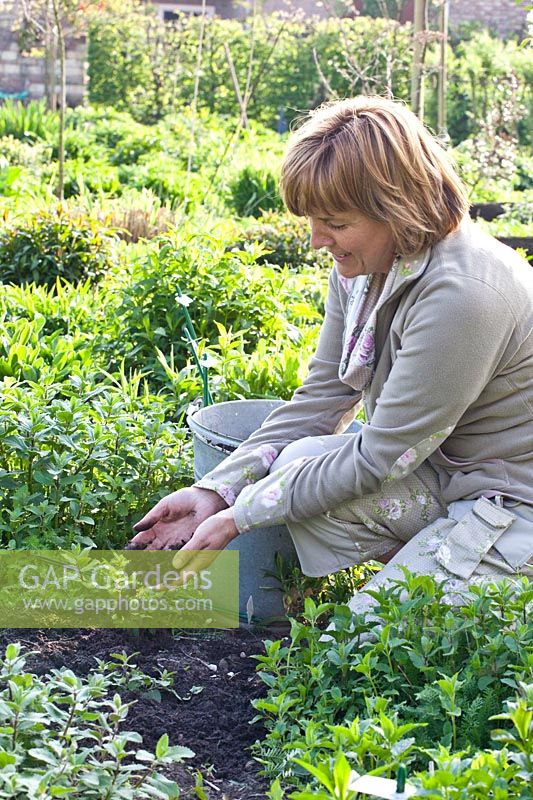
[175,508,239,575]
[127,487,228,550]
[181,507,239,552]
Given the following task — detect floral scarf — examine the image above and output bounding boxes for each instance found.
[338,259,398,391]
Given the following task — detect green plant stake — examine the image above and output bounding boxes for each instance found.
[396,764,406,793]
[175,285,213,406]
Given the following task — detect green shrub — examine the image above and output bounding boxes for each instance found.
[0,135,49,168]
[475,201,533,238]
[0,272,115,342]
[62,158,122,199]
[0,210,118,286]
[0,376,192,549]
[66,106,147,150]
[109,131,162,165]
[0,316,96,383]
[0,100,58,142]
[111,232,325,393]
[88,8,164,116]
[237,211,332,270]
[228,165,283,218]
[88,11,411,128]
[0,137,49,199]
[253,574,533,790]
[120,158,203,209]
[432,30,533,147]
[0,642,193,798]
[272,681,533,798]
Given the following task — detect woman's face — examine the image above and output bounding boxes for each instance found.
[309,211,396,278]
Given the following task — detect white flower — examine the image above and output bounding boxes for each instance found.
[416,494,428,506]
[262,484,283,508]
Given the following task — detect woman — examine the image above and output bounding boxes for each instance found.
[128,96,533,608]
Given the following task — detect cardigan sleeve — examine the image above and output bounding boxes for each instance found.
[232,271,517,532]
[193,267,361,505]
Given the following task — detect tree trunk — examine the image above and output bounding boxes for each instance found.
[44,0,57,112]
[410,0,427,120]
[437,0,449,135]
[51,0,66,201]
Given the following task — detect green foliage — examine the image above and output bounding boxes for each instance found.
[119,159,204,210]
[360,0,406,17]
[238,212,332,270]
[62,158,122,199]
[88,11,412,128]
[111,233,325,393]
[252,574,533,794]
[0,376,192,550]
[228,165,283,218]
[473,197,533,238]
[452,69,528,202]
[0,642,194,798]
[0,136,50,169]
[0,210,117,286]
[87,6,188,123]
[0,100,58,143]
[0,103,286,221]
[437,30,533,147]
[0,137,50,200]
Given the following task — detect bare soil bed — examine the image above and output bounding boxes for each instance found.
[0,626,270,799]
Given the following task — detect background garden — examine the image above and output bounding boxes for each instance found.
[0,0,532,797]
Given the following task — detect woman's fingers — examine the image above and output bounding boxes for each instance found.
[125,527,157,549]
[146,536,168,551]
[132,498,169,532]
[130,518,197,551]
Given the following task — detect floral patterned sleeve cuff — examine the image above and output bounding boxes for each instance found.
[193,478,238,506]
[232,457,310,533]
[192,444,280,510]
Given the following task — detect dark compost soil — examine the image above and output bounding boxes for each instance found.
[0,627,271,799]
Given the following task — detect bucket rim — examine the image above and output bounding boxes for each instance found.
[187,398,285,449]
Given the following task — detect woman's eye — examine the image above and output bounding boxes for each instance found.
[328,223,347,231]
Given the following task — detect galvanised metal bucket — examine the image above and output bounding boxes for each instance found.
[187,400,296,624]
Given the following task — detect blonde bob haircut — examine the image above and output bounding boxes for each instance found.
[280,96,469,257]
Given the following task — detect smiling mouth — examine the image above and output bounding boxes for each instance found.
[332,252,350,259]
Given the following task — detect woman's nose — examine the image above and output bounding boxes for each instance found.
[310,222,334,250]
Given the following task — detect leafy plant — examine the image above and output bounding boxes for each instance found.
[0,136,50,169]
[0,642,194,799]
[0,100,58,143]
[228,165,283,218]
[111,233,326,394]
[0,209,118,286]
[252,574,533,790]
[237,211,332,271]
[474,198,533,238]
[0,376,192,549]
[87,11,412,129]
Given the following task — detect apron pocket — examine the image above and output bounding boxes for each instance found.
[435,497,516,579]
[493,504,533,569]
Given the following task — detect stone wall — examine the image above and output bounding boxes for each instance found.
[449,0,529,38]
[153,0,237,19]
[258,0,530,36]
[0,4,87,105]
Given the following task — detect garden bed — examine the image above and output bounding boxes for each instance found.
[0,626,270,799]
